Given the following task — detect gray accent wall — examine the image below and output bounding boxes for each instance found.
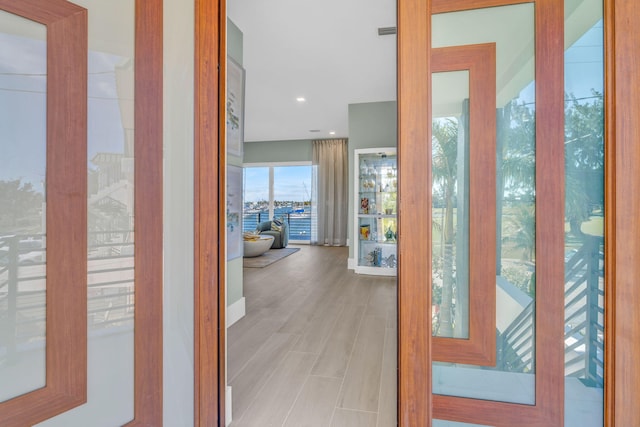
[347,101,398,260]
[243,139,313,163]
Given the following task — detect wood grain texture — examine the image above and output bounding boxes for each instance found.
[235,351,316,426]
[292,300,344,353]
[337,314,387,412]
[431,44,497,366]
[311,305,366,378]
[122,0,164,425]
[603,3,615,426]
[377,325,398,427]
[603,3,615,425]
[194,0,225,425]
[606,0,640,426]
[228,246,396,426]
[397,0,432,424]
[432,0,565,425]
[0,2,88,425]
[532,1,565,424]
[0,0,83,24]
[230,333,300,422]
[283,376,343,427]
[332,409,378,427]
[432,0,532,15]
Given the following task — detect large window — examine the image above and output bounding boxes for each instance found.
[243,163,312,242]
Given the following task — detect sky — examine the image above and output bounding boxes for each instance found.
[565,21,604,99]
[0,32,128,192]
[244,165,312,203]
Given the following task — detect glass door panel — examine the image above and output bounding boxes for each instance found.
[243,164,312,242]
[431,2,537,405]
[563,1,604,425]
[36,0,136,425]
[0,10,47,402]
[243,166,269,231]
[432,70,470,340]
[273,165,312,242]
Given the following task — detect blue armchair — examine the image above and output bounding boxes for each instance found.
[256,220,289,249]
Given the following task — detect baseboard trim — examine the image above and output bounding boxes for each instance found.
[227,297,245,327]
[226,385,232,426]
[347,257,355,270]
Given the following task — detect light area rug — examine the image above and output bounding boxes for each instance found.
[243,247,300,268]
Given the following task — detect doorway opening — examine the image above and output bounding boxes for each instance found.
[224,1,399,425]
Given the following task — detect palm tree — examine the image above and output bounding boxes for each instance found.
[499,93,603,243]
[500,100,536,200]
[504,204,536,262]
[432,118,459,338]
[564,91,604,239]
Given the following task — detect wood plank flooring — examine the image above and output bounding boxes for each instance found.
[228,245,397,426]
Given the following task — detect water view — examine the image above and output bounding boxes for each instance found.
[243,165,312,241]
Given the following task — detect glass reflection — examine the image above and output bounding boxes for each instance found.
[35,0,137,423]
[563,1,604,425]
[0,11,47,402]
[87,53,134,332]
[432,71,470,339]
[431,3,537,405]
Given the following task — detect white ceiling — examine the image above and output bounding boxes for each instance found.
[227,0,397,143]
[228,0,601,143]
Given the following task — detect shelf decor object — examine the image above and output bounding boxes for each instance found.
[353,147,397,276]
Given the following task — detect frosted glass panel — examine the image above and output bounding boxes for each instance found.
[0,11,47,402]
[35,0,136,424]
[431,3,537,405]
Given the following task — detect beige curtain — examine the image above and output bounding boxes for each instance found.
[311,139,348,246]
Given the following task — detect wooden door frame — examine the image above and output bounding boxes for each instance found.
[0,1,163,425]
[194,0,226,425]
[604,1,640,425]
[0,2,87,425]
[193,0,640,425]
[424,1,566,425]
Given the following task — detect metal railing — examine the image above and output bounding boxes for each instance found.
[497,236,604,387]
[243,211,311,241]
[497,301,535,372]
[563,236,604,385]
[3,230,605,386]
[1,231,134,363]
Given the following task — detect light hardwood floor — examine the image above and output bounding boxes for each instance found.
[228,245,397,427]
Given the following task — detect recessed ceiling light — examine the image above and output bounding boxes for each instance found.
[329,131,336,135]
[296,97,306,102]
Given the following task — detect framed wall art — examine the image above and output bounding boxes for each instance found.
[226,57,245,158]
[226,164,243,260]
